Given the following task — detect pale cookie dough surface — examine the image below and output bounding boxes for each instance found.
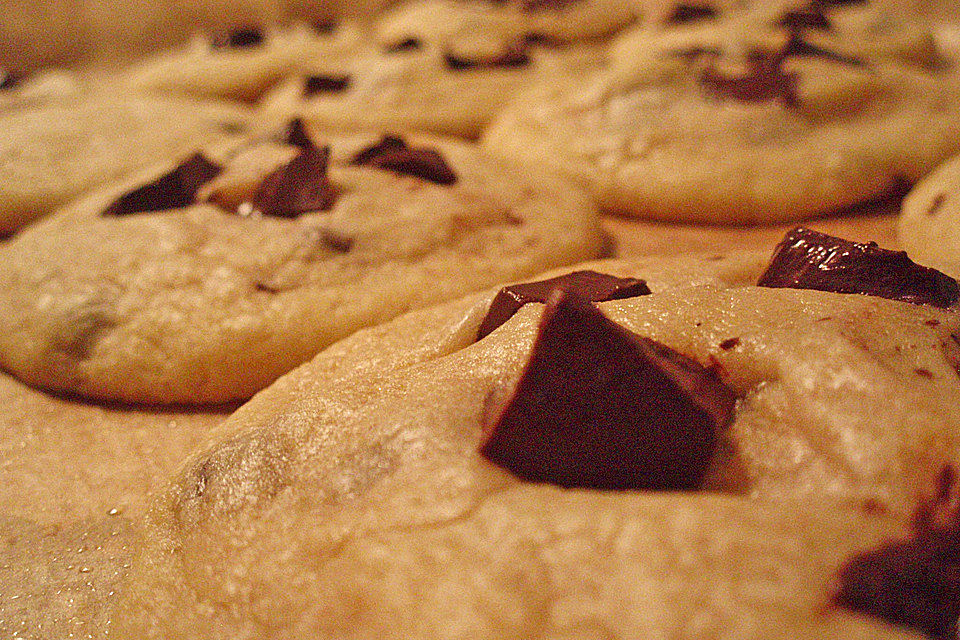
[483,37,960,224]
[374,0,636,53]
[0,96,249,235]
[108,253,958,639]
[124,22,364,103]
[899,154,960,280]
[0,70,80,112]
[0,132,604,404]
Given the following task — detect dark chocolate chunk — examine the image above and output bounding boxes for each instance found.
[311,19,338,35]
[282,118,313,149]
[667,45,722,63]
[211,27,264,49]
[303,74,351,97]
[779,31,865,68]
[319,228,353,253]
[719,337,740,350]
[350,135,457,185]
[777,8,832,31]
[834,466,960,640]
[247,144,336,218]
[480,290,736,490]
[476,270,651,340]
[700,55,800,107]
[758,227,959,308]
[443,41,530,71]
[0,68,19,90]
[385,37,422,53]
[667,3,718,24]
[103,154,222,216]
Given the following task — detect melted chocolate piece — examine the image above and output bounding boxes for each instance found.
[777,8,832,31]
[758,227,959,308]
[834,466,960,640]
[282,118,313,149]
[385,37,422,53]
[212,27,264,49]
[444,42,530,71]
[248,144,336,218]
[480,290,735,490]
[350,135,457,185]
[476,270,651,340]
[700,55,799,106]
[667,3,718,24]
[0,68,19,90]
[303,74,351,97]
[103,154,222,216]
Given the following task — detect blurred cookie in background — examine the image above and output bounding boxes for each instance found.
[899,154,960,279]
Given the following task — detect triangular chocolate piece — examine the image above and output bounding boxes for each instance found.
[248,144,336,218]
[103,154,222,216]
[282,118,314,149]
[212,27,264,49]
[480,290,735,490]
[303,74,351,98]
[476,270,650,340]
[758,227,959,308]
[350,135,457,185]
[834,466,960,640]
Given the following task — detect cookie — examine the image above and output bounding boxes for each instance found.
[108,248,960,638]
[0,127,604,404]
[898,154,960,279]
[0,68,79,112]
[0,95,249,235]
[483,23,960,223]
[123,22,363,103]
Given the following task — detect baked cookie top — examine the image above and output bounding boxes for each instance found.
[0,67,79,112]
[482,20,960,224]
[122,22,364,103]
[108,248,959,638]
[0,95,249,236]
[0,126,604,404]
[899,154,960,279]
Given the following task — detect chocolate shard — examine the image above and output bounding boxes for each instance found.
[477,270,651,341]
[247,144,336,218]
[385,37,422,53]
[667,3,718,24]
[350,135,457,185]
[0,68,19,90]
[758,227,959,308]
[212,27,264,49]
[302,74,351,98]
[777,8,832,31]
[282,118,313,149]
[443,41,531,71]
[103,154,222,216]
[778,31,865,68]
[480,290,736,490]
[700,54,799,106]
[834,466,960,640]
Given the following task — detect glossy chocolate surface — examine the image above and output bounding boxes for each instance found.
[758,227,959,308]
[351,135,457,185]
[248,144,336,218]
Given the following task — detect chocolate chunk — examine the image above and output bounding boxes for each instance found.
[385,37,422,53]
[521,32,565,48]
[0,68,19,90]
[303,74,351,97]
[521,0,581,10]
[311,19,338,35]
[282,118,313,149]
[834,466,960,640]
[319,228,353,253]
[103,154,222,216]
[480,290,735,490]
[444,42,530,71]
[700,54,800,107]
[211,27,264,49]
[247,144,336,218]
[777,8,832,31]
[350,135,457,185]
[476,270,651,340]
[928,194,946,217]
[779,31,865,67]
[758,227,959,308]
[719,337,740,350]
[667,3,718,24]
